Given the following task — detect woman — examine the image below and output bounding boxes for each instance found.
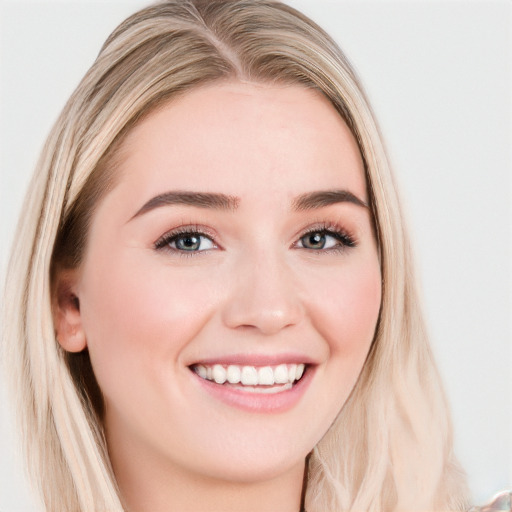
[0,0,480,510]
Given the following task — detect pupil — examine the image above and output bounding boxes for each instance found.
[178,235,200,250]
[305,232,325,249]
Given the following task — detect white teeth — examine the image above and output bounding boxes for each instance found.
[192,363,307,387]
[241,366,258,385]
[226,365,241,384]
[258,366,274,386]
[212,364,227,384]
[288,364,297,383]
[194,365,207,379]
[244,383,293,394]
[274,364,289,384]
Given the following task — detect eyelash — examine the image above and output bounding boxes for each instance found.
[154,225,217,256]
[294,222,357,253]
[154,222,357,256]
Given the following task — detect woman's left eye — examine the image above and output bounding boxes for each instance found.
[156,232,215,252]
[296,230,354,251]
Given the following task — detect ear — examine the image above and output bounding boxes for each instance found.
[52,269,87,353]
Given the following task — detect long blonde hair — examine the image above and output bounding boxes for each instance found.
[3,1,469,510]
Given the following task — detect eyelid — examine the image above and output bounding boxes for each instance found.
[154,224,220,252]
[153,221,357,254]
[292,221,357,251]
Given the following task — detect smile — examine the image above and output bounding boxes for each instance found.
[188,358,314,412]
[191,363,305,394]
[190,363,307,394]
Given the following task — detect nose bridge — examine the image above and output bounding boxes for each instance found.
[221,244,303,335]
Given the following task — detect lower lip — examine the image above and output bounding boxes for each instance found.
[190,366,314,413]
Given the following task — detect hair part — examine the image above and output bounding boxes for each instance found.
[3,1,469,511]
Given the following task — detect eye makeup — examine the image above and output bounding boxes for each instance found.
[154,224,219,256]
[153,219,357,257]
[294,221,356,253]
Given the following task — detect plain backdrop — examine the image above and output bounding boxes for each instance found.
[0,1,510,510]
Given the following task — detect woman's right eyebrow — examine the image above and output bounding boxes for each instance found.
[129,191,240,221]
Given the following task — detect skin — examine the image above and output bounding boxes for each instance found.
[55,81,382,512]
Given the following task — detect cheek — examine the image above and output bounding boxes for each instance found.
[334,266,381,351]
[291,254,381,443]
[78,249,217,398]
[303,255,381,365]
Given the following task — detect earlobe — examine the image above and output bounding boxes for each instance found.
[53,270,87,353]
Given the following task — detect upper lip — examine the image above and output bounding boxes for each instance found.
[187,353,318,367]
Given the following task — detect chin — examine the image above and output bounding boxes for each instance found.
[197,449,307,485]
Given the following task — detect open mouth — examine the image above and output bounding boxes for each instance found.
[189,363,307,394]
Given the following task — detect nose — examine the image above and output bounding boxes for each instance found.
[221,250,304,336]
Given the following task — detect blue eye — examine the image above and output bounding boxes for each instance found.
[155,231,215,252]
[297,229,355,251]
[172,233,214,251]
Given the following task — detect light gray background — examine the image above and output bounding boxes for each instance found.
[0,1,510,510]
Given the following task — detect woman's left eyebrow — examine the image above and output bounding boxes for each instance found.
[292,190,368,210]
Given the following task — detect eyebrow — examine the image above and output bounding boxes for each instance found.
[292,190,368,210]
[131,191,240,219]
[130,188,367,221]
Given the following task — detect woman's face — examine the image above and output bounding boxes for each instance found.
[65,82,381,484]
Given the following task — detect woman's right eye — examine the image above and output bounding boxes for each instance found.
[155,232,216,253]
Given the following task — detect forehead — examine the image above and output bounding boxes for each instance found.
[114,80,367,204]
